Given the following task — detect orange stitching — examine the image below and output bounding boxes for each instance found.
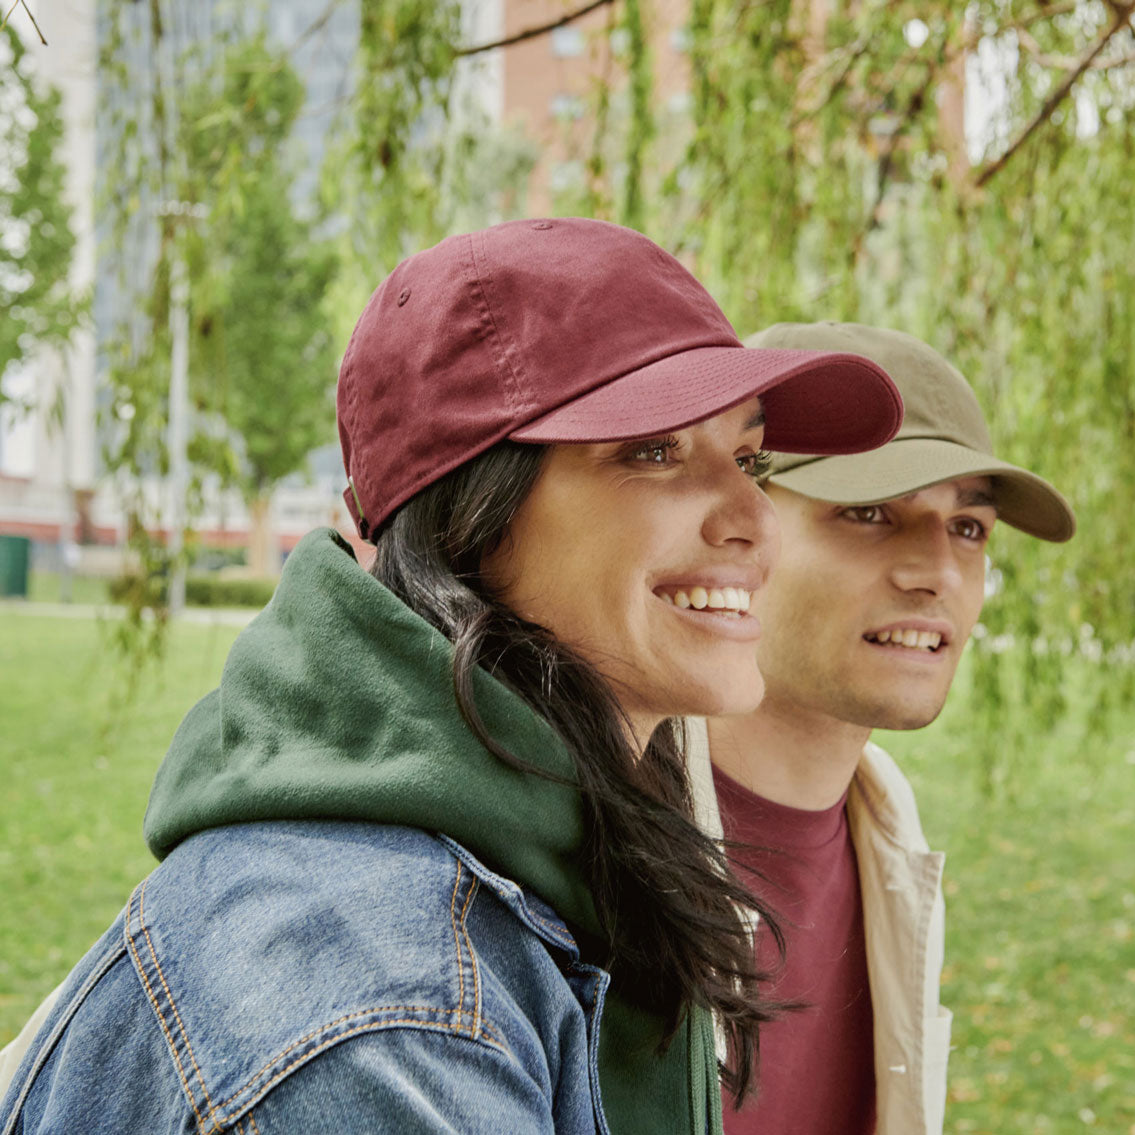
[237,1017,510,1106]
[138,879,219,1122]
[523,906,574,944]
[248,1111,262,1135]
[459,877,481,1037]
[233,1122,244,1135]
[212,1004,478,1111]
[439,835,573,948]
[124,885,212,1134]
[449,860,466,1022]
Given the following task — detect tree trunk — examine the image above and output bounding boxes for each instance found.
[247,495,277,578]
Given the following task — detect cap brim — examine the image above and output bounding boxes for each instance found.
[509,346,902,456]
[769,438,1076,542]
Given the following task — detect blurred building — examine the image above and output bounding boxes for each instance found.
[0,0,362,573]
[0,0,98,561]
[498,0,689,213]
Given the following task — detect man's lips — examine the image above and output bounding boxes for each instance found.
[863,618,953,654]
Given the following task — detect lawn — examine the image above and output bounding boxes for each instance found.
[0,611,241,1037]
[880,659,1135,1133]
[1,611,1132,1131]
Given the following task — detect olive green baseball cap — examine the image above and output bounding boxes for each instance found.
[745,321,1075,542]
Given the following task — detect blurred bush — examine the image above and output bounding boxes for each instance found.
[109,572,274,609]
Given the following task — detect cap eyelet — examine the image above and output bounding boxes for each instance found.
[532,221,553,231]
[397,288,411,306]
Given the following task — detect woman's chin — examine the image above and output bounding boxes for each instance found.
[674,669,766,721]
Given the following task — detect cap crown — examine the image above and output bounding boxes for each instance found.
[338,218,739,536]
[746,321,1075,542]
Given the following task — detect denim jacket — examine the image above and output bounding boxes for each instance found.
[2,821,611,1134]
[3,530,722,1135]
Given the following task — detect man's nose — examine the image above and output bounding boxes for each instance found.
[890,520,963,596]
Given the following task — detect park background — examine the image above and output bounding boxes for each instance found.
[1,1,1133,1131]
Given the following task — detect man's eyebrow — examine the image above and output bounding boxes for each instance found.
[744,403,766,431]
[957,487,998,511]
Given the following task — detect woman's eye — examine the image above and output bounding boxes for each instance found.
[736,450,773,478]
[629,437,679,465]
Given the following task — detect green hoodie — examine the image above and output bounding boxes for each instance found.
[145,528,723,1135]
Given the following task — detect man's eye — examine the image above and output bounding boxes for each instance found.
[843,505,887,524]
[736,450,773,479]
[953,517,988,541]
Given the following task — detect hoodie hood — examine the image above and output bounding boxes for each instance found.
[145,527,598,936]
[143,528,722,1135]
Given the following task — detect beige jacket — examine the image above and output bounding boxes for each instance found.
[686,718,951,1135]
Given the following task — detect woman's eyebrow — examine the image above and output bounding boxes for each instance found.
[744,404,766,431]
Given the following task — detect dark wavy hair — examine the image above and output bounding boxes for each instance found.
[371,439,784,1103]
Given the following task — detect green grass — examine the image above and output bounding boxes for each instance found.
[0,612,240,1038]
[879,655,1135,1133]
[25,570,112,606]
[2,615,1132,1131]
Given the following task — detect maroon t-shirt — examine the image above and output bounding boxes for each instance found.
[714,765,876,1134]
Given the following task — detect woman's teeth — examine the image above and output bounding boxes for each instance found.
[866,628,943,651]
[658,587,752,613]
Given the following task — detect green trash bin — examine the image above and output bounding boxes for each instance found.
[0,534,31,597]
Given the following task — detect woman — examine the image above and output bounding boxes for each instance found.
[0,219,900,1134]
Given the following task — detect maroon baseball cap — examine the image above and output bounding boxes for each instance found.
[338,218,903,540]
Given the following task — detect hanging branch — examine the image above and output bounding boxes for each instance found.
[293,0,341,49]
[1,0,46,43]
[1017,24,1135,72]
[456,0,614,57]
[845,60,938,272]
[795,2,1084,131]
[974,0,1135,188]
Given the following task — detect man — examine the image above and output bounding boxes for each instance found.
[689,322,1075,1135]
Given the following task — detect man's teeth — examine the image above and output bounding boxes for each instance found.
[869,629,943,651]
[659,587,752,613]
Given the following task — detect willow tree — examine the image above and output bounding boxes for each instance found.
[175,35,338,577]
[0,22,83,411]
[309,0,1135,773]
[318,0,536,346]
[97,7,342,672]
[579,0,1135,783]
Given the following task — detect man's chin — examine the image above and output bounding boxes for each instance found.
[827,686,951,733]
[864,700,948,732]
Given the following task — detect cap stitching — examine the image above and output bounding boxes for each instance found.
[466,230,528,419]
